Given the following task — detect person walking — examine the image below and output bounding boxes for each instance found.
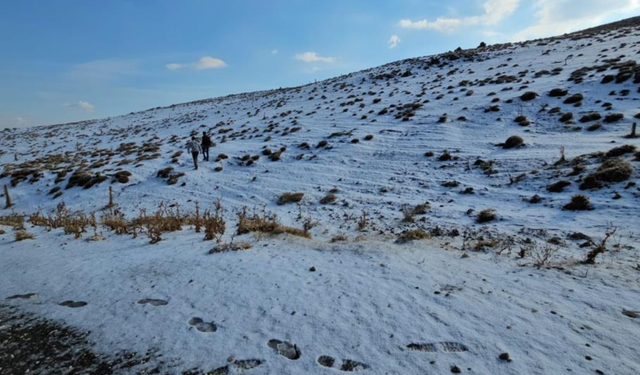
[186,137,203,170]
[201,131,212,161]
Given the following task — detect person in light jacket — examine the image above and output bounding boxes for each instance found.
[186,137,203,170]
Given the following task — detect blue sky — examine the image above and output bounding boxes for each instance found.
[1,0,638,128]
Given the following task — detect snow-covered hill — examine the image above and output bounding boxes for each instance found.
[2,17,639,241]
[1,17,640,375]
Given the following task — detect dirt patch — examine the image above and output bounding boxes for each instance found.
[0,305,226,375]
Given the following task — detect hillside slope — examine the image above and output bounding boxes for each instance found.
[1,18,639,241]
[1,17,640,375]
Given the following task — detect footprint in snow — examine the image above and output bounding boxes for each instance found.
[317,355,368,372]
[59,300,88,308]
[407,342,468,353]
[137,298,168,306]
[188,317,217,333]
[267,339,301,360]
[6,293,38,300]
[232,359,263,370]
[207,366,230,375]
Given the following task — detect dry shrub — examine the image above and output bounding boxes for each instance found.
[357,210,368,231]
[527,242,559,268]
[0,213,25,229]
[28,202,93,238]
[62,211,93,239]
[202,199,225,242]
[396,229,430,244]
[584,228,616,264]
[563,194,593,211]
[401,203,429,222]
[236,208,310,238]
[29,210,49,227]
[133,203,183,244]
[476,209,497,223]
[15,230,35,241]
[101,208,129,235]
[0,228,5,235]
[277,192,304,205]
[209,242,252,254]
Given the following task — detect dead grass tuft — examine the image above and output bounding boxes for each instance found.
[15,230,35,241]
[395,229,430,244]
[319,193,338,205]
[331,234,348,243]
[277,192,304,205]
[563,194,593,211]
[476,209,497,224]
[236,208,310,238]
[202,199,226,242]
[586,158,633,186]
[0,213,25,229]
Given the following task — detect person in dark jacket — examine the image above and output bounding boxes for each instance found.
[186,137,203,170]
[201,131,212,161]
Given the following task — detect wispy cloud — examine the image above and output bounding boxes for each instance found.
[399,0,521,33]
[65,59,139,83]
[166,56,228,71]
[511,0,640,41]
[294,52,335,63]
[388,34,401,49]
[166,63,182,71]
[65,101,95,112]
[271,49,279,55]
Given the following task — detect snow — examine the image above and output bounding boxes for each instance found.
[1,18,640,375]
[2,227,640,374]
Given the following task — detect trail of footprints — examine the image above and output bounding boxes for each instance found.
[6,293,470,372]
[267,338,369,372]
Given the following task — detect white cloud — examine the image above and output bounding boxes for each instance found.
[271,49,279,55]
[399,0,521,32]
[166,56,227,71]
[15,117,26,124]
[196,56,227,70]
[78,101,95,111]
[166,63,182,70]
[512,0,640,41]
[294,52,336,63]
[388,34,401,49]
[65,101,95,112]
